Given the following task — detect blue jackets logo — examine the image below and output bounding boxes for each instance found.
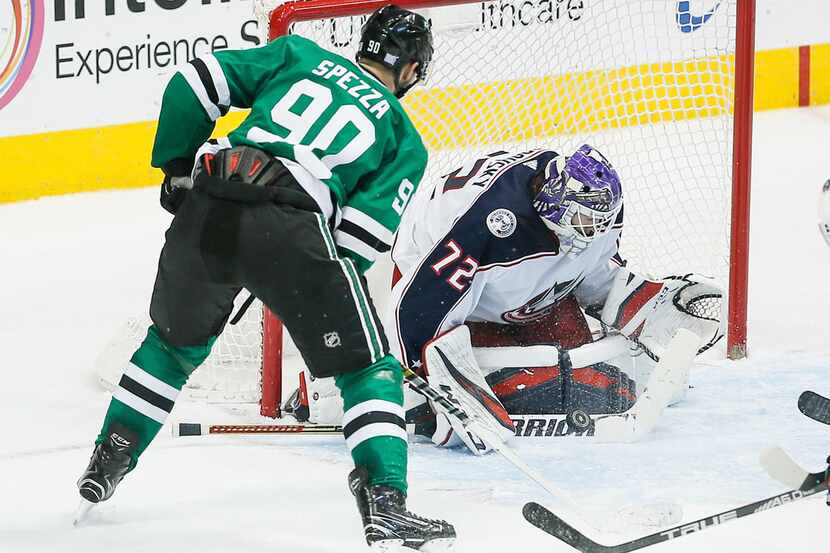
[675,1,721,33]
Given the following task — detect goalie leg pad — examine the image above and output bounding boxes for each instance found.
[570,363,636,414]
[423,326,515,455]
[485,361,636,415]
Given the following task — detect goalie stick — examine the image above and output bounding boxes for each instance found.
[523,470,830,553]
[798,390,830,426]
[572,329,699,443]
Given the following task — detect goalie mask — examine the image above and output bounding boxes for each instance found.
[533,144,623,255]
[357,5,434,99]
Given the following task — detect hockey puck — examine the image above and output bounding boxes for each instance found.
[566,409,591,432]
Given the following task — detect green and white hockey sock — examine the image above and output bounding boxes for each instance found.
[96,325,214,466]
[336,355,408,494]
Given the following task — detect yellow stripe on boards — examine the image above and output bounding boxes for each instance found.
[0,112,248,203]
[753,47,799,111]
[1,121,157,204]
[810,44,830,106]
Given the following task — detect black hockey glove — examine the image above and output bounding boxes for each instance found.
[159,158,194,215]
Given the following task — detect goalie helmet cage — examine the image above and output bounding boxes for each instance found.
[251,0,755,417]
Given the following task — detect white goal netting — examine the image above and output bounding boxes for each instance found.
[100,0,742,408]
[96,300,266,404]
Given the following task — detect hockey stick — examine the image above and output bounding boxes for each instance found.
[798,391,830,426]
[523,474,830,553]
[568,329,698,443]
[169,414,672,440]
[760,446,828,491]
[169,414,678,441]
[172,423,343,437]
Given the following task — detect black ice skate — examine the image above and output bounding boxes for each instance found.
[74,423,137,525]
[349,467,455,552]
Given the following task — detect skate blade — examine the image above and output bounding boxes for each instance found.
[73,499,95,527]
[369,537,455,553]
[369,539,405,552]
[419,538,455,553]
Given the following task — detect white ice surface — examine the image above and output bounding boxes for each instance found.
[2,107,830,553]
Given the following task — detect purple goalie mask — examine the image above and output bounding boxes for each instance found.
[533,144,623,254]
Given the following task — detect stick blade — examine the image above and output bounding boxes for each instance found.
[172,422,205,437]
[759,447,812,489]
[760,446,828,492]
[643,329,699,402]
[523,502,608,553]
[798,391,830,426]
[593,330,698,443]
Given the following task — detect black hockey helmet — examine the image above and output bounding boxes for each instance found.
[356,5,434,98]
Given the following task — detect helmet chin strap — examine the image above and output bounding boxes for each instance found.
[393,79,415,98]
[393,67,420,98]
[357,60,417,99]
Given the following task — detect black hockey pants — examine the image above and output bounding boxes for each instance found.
[149,172,389,378]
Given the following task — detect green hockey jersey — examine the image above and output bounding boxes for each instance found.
[151,35,428,273]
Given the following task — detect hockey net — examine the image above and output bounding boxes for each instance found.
[98,0,754,418]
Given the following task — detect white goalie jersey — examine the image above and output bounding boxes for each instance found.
[385,149,625,369]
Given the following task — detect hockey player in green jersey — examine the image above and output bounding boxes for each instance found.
[77,5,455,549]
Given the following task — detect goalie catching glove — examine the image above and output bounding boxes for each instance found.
[600,268,723,361]
[421,325,515,455]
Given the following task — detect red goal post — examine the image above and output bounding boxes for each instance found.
[254,0,755,418]
[727,0,755,361]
